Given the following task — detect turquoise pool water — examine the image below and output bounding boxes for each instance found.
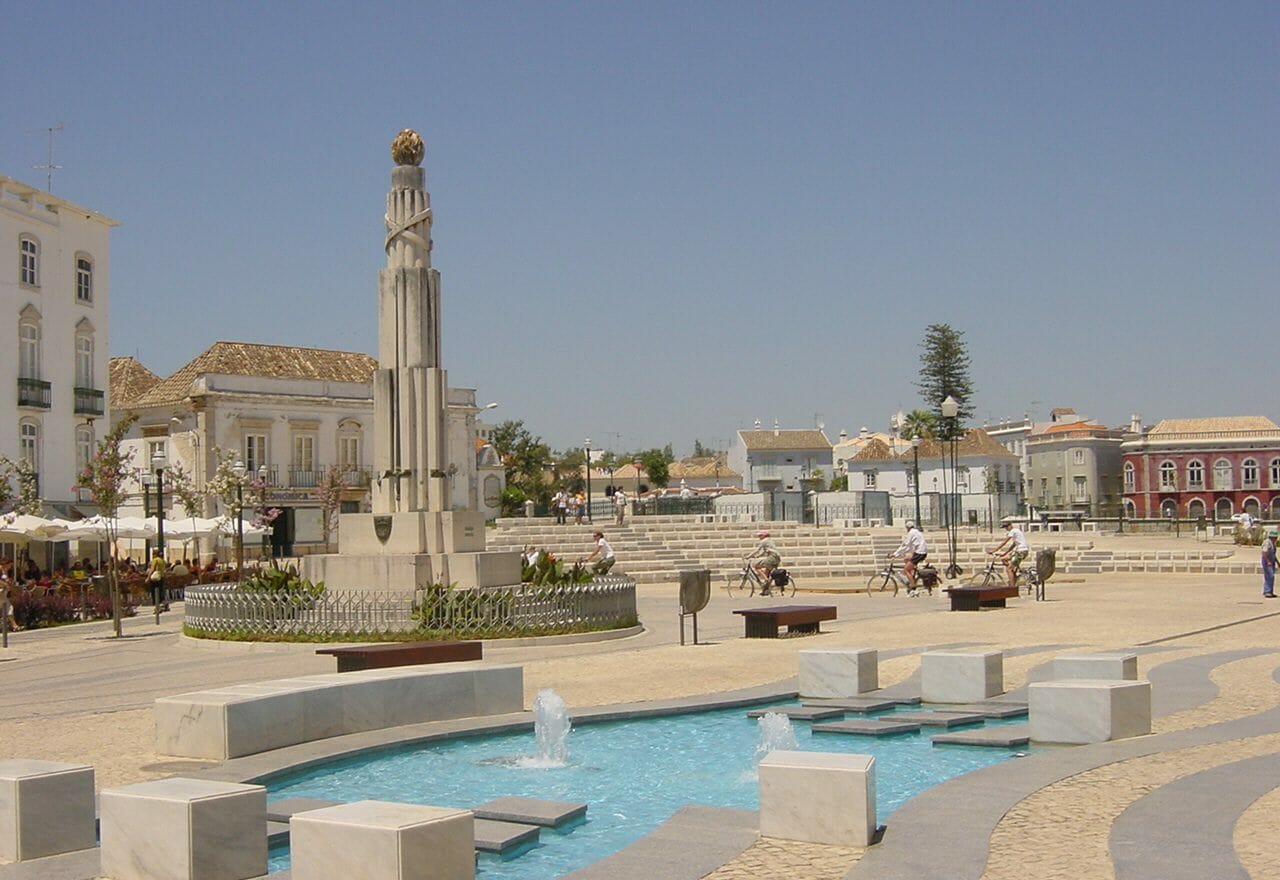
[266,704,1031,878]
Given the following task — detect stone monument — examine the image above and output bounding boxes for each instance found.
[305,130,521,591]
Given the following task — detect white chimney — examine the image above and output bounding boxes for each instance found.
[1129,413,1142,433]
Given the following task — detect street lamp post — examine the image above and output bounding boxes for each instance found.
[584,438,592,524]
[231,460,246,582]
[911,435,922,526]
[940,396,962,578]
[257,464,270,559]
[633,459,641,514]
[151,449,168,622]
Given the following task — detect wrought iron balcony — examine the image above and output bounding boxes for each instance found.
[289,467,322,488]
[74,386,104,416]
[17,377,51,409]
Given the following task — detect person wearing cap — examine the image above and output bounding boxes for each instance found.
[745,529,781,593]
[1261,528,1277,598]
[989,517,1030,587]
[892,521,929,592]
[579,531,616,575]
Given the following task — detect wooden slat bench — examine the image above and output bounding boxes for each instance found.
[733,605,837,639]
[945,586,1019,611]
[316,640,482,672]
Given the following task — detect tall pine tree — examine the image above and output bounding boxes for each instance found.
[914,323,975,438]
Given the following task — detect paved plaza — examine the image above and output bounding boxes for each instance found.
[2,529,1279,878]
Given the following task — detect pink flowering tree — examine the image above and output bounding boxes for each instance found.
[0,455,43,517]
[73,414,139,637]
[315,465,348,551]
[164,461,205,562]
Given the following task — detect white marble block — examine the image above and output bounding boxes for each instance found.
[291,800,475,880]
[156,664,524,760]
[0,759,96,862]
[758,751,876,846]
[99,778,266,880]
[1053,652,1138,681]
[921,650,1004,703]
[799,648,879,697]
[1029,679,1152,744]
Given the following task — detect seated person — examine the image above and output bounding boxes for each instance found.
[745,530,781,594]
[171,559,191,577]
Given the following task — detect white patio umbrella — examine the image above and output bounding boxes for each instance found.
[154,517,223,540]
[64,516,156,541]
[0,514,70,540]
[213,515,272,537]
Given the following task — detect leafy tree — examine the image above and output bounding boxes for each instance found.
[693,439,714,458]
[829,473,849,491]
[315,465,349,551]
[915,323,975,437]
[489,420,553,514]
[72,413,139,637]
[900,409,939,441]
[635,449,670,489]
[0,456,42,516]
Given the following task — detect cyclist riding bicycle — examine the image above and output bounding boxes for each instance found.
[989,517,1029,586]
[745,530,781,594]
[892,521,928,590]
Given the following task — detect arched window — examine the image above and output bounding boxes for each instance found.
[19,235,39,286]
[336,418,362,472]
[1123,499,1137,519]
[76,424,94,473]
[1123,462,1135,492]
[1244,497,1261,518]
[1214,458,1233,491]
[19,419,40,473]
[1271,497,1280,519]
[1160,499,1177,518]
[18,305,43,381]
[1158,461,1177,491]
[1187,460,1204,490]
[1242,458,1259,489]
[1187,499,1205,520]
[1270,458,1280,489]
[1215,498,1233,520]
[75,330,94,388]
[75,254,93,302]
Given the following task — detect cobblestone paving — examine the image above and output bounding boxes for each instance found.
[981,652,1280,880]
[702,837,863,880]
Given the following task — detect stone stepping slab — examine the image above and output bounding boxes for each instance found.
[473,796,587,827]
[812,719,922,736]
[746,705,845,721]
[801,697,900,713]
[932,724,1031,748]
[892,711,987,728]
[932,702,1029,719]
[266,797,340,822]
[474,818,541,853]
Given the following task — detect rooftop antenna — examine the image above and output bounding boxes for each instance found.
[29,123,64,192]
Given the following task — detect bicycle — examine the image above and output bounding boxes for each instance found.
[726,562,796,598]
[866,556,909,596]
[968,553,1037,594]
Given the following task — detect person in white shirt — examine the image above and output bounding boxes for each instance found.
[990,517,1030,586]
[892,521,929,589]
[613,489,628,526]
[579,531,616,574]
[745,530,781,592]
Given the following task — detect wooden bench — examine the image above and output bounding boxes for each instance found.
[945,586,1019,611]
[733,605,837,639]
[316,640,483,672]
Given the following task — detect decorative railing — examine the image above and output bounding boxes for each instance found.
[288,467,322,488]
[73,386,104,415]
[17,377,51,408]
[183,575,637,640]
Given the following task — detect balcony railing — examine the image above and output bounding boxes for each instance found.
[289,467,322,488]
[17,377,51,409]
[74,386,104,416]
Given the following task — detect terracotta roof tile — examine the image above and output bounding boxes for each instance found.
[849,429,1017,462]
[669,456,740,479]
[1149,417,1279,434]
[129,342,377,408]
[108,357,161,407]
[738,430,832,450]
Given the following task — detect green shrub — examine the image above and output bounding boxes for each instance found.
[520,550,593,586]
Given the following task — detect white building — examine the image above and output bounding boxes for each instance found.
[1,176,117,517]
[109,341,503,558]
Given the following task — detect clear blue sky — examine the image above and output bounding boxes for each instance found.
[6,2,1276,455]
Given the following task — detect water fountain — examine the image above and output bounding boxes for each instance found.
[529,688,572,767]
[753,711,798,763]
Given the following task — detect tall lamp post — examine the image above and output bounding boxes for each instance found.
[150,449,168,621]
[633,459,641,514]
[911,435,922,526]
[257,464,270,559]
[231,460,246,582]
[584,438,592,524]
[941,396,962,578]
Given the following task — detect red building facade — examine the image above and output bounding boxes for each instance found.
[1120,417,1280,520]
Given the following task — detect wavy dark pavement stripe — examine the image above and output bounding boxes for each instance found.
[1110,751,1280,880]
[845,653,1280,880]
[1147,648,1271,716]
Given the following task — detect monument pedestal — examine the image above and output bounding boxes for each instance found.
[304,510,520,590]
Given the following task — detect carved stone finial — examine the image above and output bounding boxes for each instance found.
[390,129,425,167]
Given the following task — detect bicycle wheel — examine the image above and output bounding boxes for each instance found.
[865,572,887,594]
[726,570,750,598]
[966,567,996,587]
[781,573,797,597]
